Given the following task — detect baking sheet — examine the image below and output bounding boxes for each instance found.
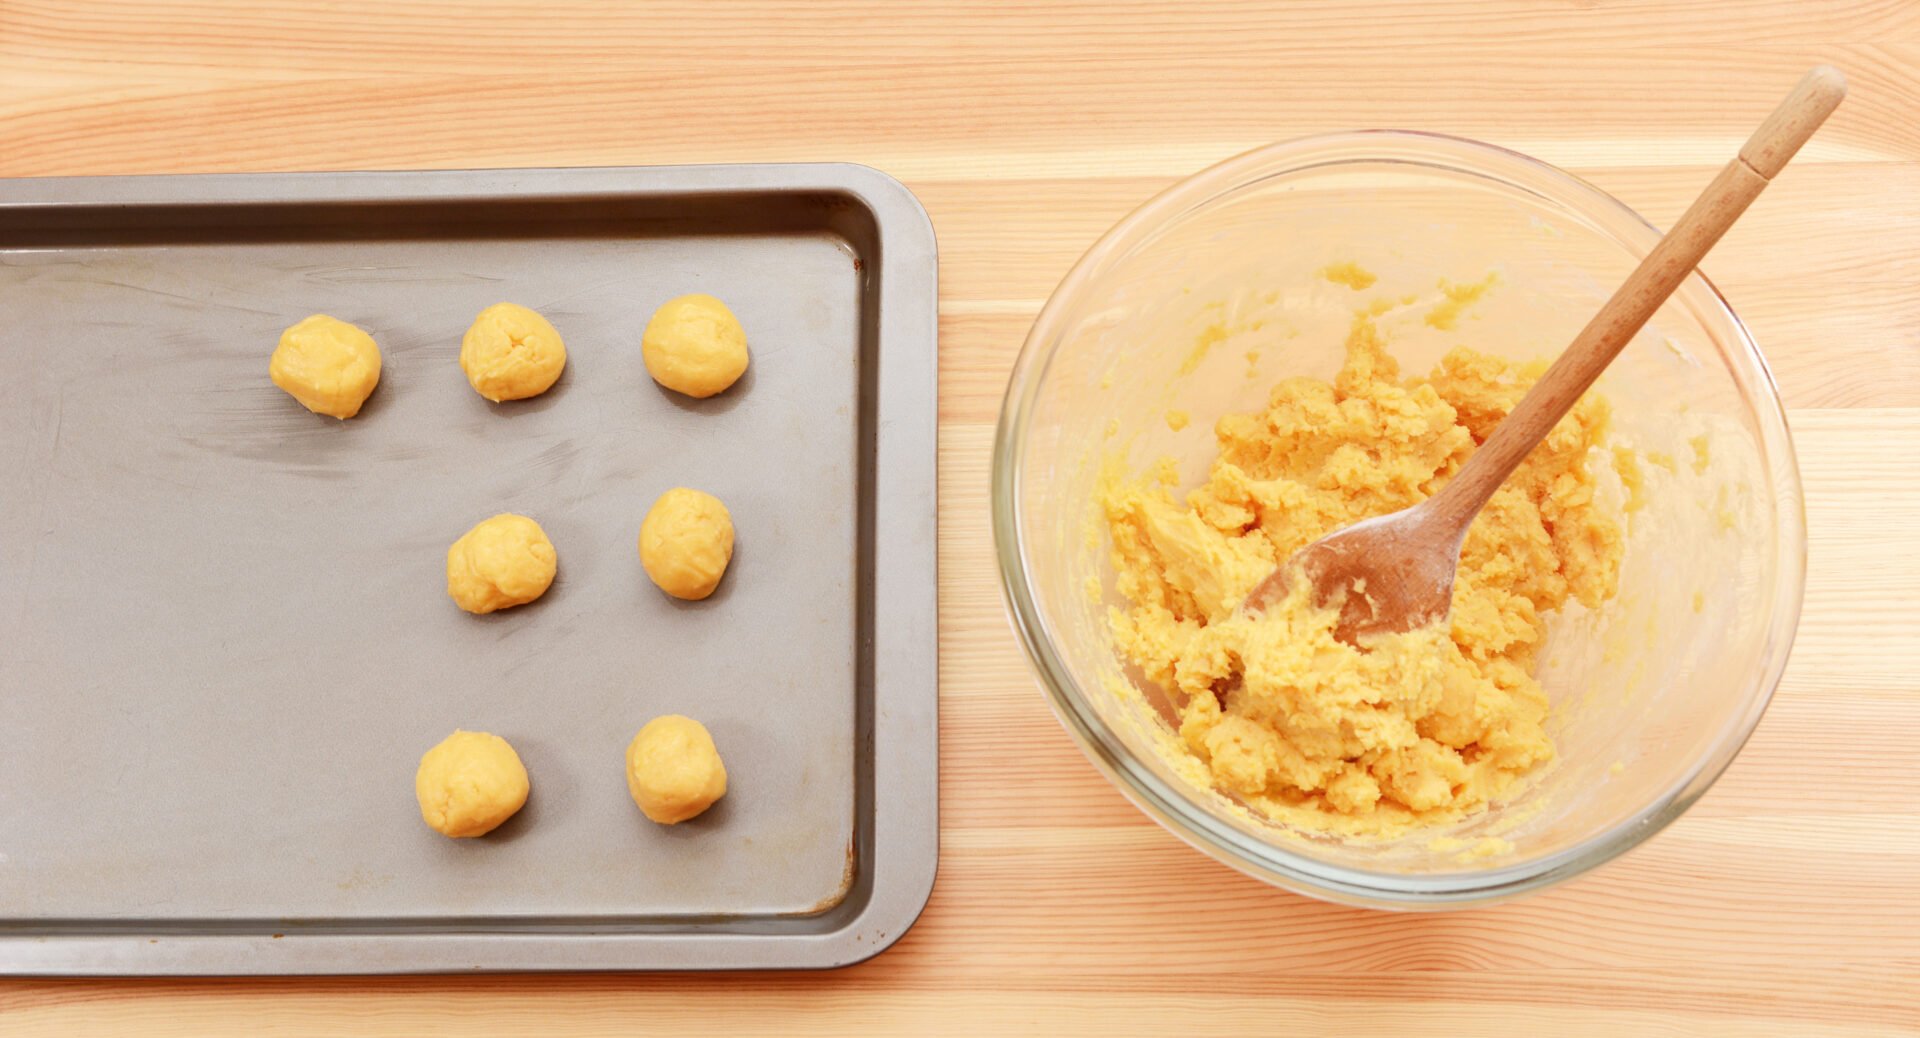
[0,164,938,973]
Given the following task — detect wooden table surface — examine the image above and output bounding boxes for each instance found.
[4,2,1917,1033]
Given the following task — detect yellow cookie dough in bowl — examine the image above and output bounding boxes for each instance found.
[1101,311,1618,838]
[639,488,734,601]
[270,314,382,418]
[626,715,727,824]
[993,132,1806,907]
[461,302,567,402]
[447,513,558,614]
[415,730,530,838]
[642,293,749,398]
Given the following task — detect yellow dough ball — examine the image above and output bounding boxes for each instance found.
[269,314,382,419]
[446,514,557,614]
[638,488,734,601]
[414,730,530,838]
[641,293,749,398]
[460,302,567,402]
[626,715,727,825]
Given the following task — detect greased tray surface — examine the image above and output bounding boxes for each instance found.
[0,165,937,973]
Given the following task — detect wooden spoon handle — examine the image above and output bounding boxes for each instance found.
[1423,66,1847,533]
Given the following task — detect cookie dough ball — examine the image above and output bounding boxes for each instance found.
[447,513,557,614]
[415,730,529,838]
[270,314,382,419]
[626,715,727,824]
[460,302,567,402]
[639,488,734,601]
[641,293,748,398]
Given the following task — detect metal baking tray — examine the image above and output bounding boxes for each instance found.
[0,164,938,974]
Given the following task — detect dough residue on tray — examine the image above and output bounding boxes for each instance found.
[1101,292,1625,837]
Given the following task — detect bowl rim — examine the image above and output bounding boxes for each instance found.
[990,129,1809,908]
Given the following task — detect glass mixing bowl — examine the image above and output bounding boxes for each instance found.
[992,131,1806,908]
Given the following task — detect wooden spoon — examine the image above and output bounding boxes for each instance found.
[1243,66,1847,642]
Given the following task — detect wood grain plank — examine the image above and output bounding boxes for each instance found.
[4,37,1919,176]
[4,971,1917,1038]
[3,0,1918,74]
